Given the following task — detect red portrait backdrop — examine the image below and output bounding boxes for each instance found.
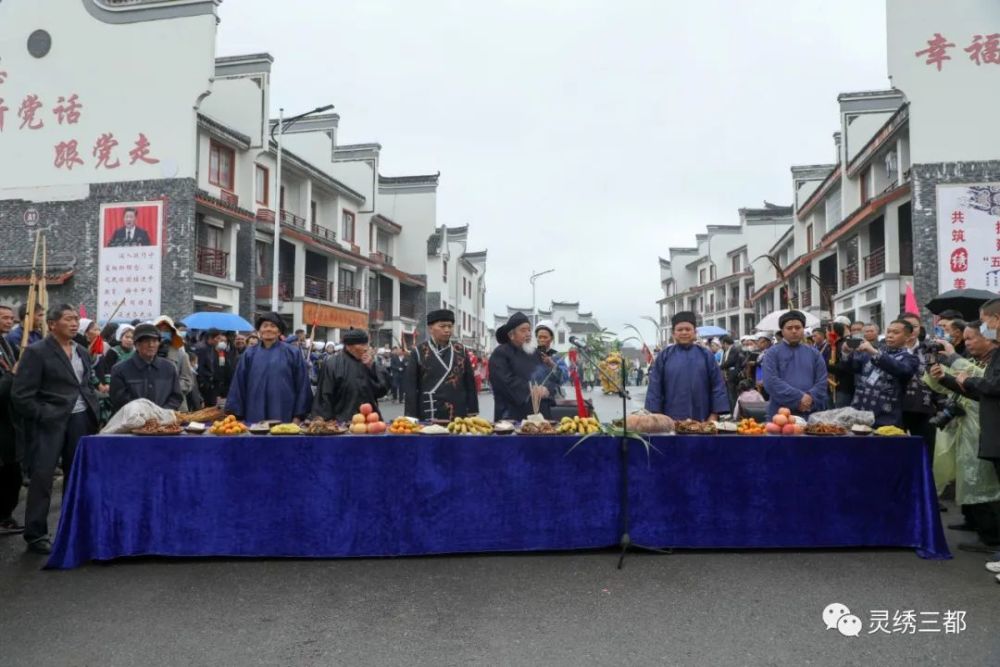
[102,204,160,247]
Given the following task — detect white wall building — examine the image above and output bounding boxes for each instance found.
[657,205,793,342]
[492,302,602,353]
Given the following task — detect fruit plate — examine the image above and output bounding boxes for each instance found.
[130,429,184,436]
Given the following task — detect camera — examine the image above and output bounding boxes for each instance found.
[925,341,946,365]
[929,396,966,429]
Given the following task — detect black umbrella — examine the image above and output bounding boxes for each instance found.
[926,288,999,320]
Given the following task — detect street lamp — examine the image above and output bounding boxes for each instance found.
[270,104,335,312]
[529,268,555,330]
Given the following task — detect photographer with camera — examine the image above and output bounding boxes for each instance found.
[847,319,919,427]
[899,312,941,458]
[926,321,1000,555]
[828,321,859,408]
[936,300,1000,575]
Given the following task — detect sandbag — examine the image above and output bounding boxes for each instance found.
[100,398,177,434]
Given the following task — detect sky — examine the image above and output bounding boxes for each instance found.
[216,0,890,346]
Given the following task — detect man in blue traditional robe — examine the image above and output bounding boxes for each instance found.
[224,312,312,424]
[645,311,729,421]
[762,310,828,419]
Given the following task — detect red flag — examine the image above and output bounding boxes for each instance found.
[905,282,919,315]
[78,304,88,318]
[568,349,589,417]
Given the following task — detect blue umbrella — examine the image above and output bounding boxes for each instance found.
[696,325,728,338]
[181,312,255,332]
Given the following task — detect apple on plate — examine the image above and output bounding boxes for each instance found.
[359,403,374,416]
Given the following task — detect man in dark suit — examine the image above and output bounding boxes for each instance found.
[110,324,183,411]
[195,329,222,407]
[107,207,152,247]
[719,335,745,409]
[0,305,23,534]
[389,345,407,402]
[12,304,99,554]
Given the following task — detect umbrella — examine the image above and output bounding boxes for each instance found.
[181,312,254,332]
[696,325,728,338]
[926,288,998,321]
[755,309,821,332]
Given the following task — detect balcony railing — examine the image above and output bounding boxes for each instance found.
[255,272,292,301]
[728,298,739,309]
[311,222,336,243]
[743,299,752,309]
[304,274,335,302]
[841,263,860,290]
[256,208,275,223]
[800,290,813,308]
[338,287,362,308]
[281,210,306,229]
[399,299,417,319]
[196,245,229,278]
[370,251,394,266]
[864,247,885,281]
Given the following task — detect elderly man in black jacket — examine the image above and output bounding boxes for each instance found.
[11,304,100,555]
[110,324,183,412]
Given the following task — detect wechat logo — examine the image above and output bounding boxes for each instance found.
[823,603,862,638]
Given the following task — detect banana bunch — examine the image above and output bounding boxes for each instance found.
[875,425,906,437]
[447,416,493,435]
[557,416,602,435]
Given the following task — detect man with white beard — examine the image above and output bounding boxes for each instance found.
[488,311,547,421]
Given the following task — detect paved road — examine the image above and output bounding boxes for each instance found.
[1,386,997,666]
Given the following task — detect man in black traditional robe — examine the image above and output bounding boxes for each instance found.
[403,309,479,421]
[313,328,390,422]
[488,311,546,421]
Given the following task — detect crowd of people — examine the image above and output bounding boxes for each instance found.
[644,303,1000,585]
[0,304,570,555]
[3,299,998,583]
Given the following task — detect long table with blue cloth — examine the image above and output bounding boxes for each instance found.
[46,433,951,569]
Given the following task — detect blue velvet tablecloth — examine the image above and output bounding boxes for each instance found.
[46,434,949,569]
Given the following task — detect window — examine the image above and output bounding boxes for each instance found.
[341,210,355,243]
[860,167,870,203]
[443,260,448,282]
[710,265,716,281]
[279,186,285,211]
[209,141,235,191]
[699,269,706,284]
[338,268,355,291]
[310,200,317,225]
[806,224,814,252]
[558,331,565,344]
[731,255,740,274]
[198,222,222,250]
[255,165,269,205]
